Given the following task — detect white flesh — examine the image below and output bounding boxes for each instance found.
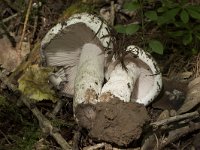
[126,45,162,105]
[104,45,162,106]
[100,62,140,102]
[74,43,104,107]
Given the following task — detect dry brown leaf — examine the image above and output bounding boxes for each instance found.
[178,77,200,114]
[0,36,20,71]
[18,41,30,57]
[0,36,30,72]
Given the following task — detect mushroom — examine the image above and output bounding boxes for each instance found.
[40,13,112,107]
[100,45,162,106]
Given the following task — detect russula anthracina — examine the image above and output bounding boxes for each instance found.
[40,13,112,107]
[41,13,161,108]
[100,45,162,106]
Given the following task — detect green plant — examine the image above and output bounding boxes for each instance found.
[115,0,200,55]
[0,101,41,150]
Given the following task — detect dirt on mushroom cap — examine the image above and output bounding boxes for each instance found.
[75,97,149,146]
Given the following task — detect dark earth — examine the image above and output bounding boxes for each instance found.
[75,97,149,146]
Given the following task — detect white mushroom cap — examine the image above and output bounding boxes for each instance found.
[41,13,112,51]
[40,13,112,96]
[105,45,162,106]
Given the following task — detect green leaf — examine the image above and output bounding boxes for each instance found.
[157,7,166,13]
[187,8,200,20]
[145,11,158,20]
[182,33,193,45]
[123,1,140,11]
[162,0,178,8]
[173,21,184,27]
[180,10,189,23]
[18,65,58,102]
[163,7,180,18]
[114,25,126,34]
[193,25,200,31]
[157,16,168,25]
[186,5,200,13]
[192,48,198,55]
[157,8,180,25]
[195,33,200,40]
[168,31,184,37]
[148,40,164,54]
[125,24,140,35]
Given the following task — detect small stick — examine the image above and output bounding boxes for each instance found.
[2,0,21,13]
[110,1,115,26]
[150,111,199,128]
[2,13,18,23]
[47,100,65,119]
[21,96,72,150]
[0,129,11,144]
[73,128,82,150]
[83,143,105,150]
[18,0,33,50]
[159,122,200,149]
[0,73,72,150]
[0,21,16,47]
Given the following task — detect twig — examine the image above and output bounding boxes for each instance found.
[150,111,199,129]
[162,52,177,74]
[21,96,72,150]
[0,129,11,144]
[83,143,105,150]
[159,122,200,149]
[47,100,65,119]
[194,53,200,78]
[6,42,40,84]
[110,1,115,26]
[139,0,146,48]
[2,13,18,23]
[0,73,72,150]
[73,128,82,150]
[19,0,33,50]
[31,15,38,43]
[0,20,16,47]
[2,0,21,13]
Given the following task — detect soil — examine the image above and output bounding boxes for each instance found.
[75,97,149,146]
[1,0,200,149]
[152,78,188,111]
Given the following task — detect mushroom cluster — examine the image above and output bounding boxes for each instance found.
[41,13,162,109]
[101,45,162,105]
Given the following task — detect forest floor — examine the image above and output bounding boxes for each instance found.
[0,0,200,150]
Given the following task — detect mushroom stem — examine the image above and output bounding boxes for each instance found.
[74,43,104,108]
[99,62,140,102]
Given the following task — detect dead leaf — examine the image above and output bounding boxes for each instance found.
[18,41,30,57]
[178,77,200,114]
[0,36,30,72]
[0,36,20,71]
[18,65,57,102]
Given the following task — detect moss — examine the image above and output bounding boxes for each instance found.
[59,1,96,22]
[10,126,41,150]
[0,95,7,107]
[0,99,41,150]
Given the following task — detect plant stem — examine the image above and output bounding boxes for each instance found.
[139,0,146,48]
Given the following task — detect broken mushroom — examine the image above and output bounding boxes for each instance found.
[40,13,112,107]
[100,45,162,106]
